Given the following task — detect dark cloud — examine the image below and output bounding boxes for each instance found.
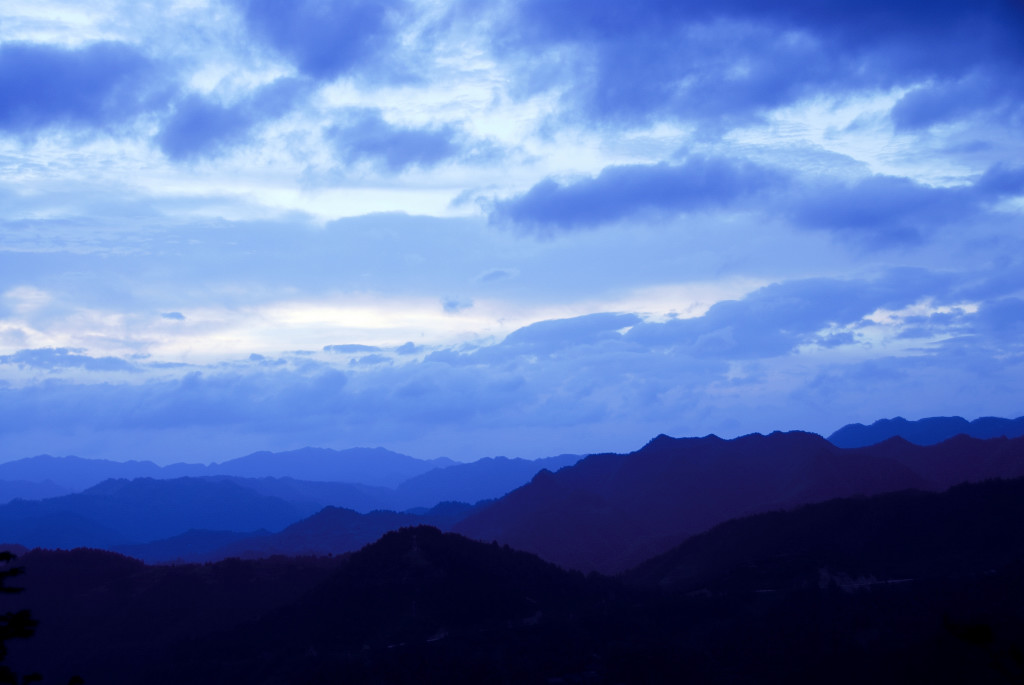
[157,78,308,161]
[791,163,1024,245]
[324,344,382,354]
[237,0,416,82]
[0,41,162,135]
[326,109,464,172]
[788,174,970,244]
[161,312,186,321]
[487,0,1024,130]
[975,164,1024,199]
[889,73,1020,131]
[0,348,137,373]
[442,297,472,313]
[491,157,782,232]
[494,156,1022,242]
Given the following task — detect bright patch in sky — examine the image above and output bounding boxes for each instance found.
[1,0,1023,463]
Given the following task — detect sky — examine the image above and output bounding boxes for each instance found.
[1,0,1023,464]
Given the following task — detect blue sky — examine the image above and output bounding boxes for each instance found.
[1,0,1022,463]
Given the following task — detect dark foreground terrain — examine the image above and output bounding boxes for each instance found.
[4,476,1024,684]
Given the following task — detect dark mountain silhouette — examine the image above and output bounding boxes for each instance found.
[3,548,342,684]
[124,526,601,684]
[455,431,932,573]
[829,415,1024,448]
[0,478,303,549]
[388,453,581,509]
[626,476,1024,593]
[0,446,453,493]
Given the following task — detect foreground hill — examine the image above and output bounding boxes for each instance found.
[455,431,1024,573]
[6,483,1024,684]
[829,415,1024,448]
[626,476,1024,593]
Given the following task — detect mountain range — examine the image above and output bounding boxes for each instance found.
[3,420,1024,573]
[0,446,454,492]
[828,414,1024,448]
[454,430,1024,573]
[4,416,1024,682]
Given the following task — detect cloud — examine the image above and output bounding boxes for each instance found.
[974,164,1024,199]
[157,78,308,161]
[788,174,971,244]
[789,163,1024,245]
[499,312,641,354]
[493,155,1023,243]
[237,0,416,82]
[969,297,1024,344]
[161,312,186,321]
[395,342,422,355]
[0,348,137,373]
[0,268,1017,462]
[491,157,782,232]
[890,73,1018,131]
[0,41,163,135]
[625,272,953,359]
[488,1,1024,131]
[326,108,481,173]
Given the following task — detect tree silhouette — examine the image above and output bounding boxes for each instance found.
[0,551,81,685]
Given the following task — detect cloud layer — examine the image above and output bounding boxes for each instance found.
[0,1,1022,462]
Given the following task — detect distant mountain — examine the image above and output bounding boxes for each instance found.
[0,455,181,491]
[0,477,303,549]
[388,453,581,509]
[853,433,1024,491]
[0,449,576,517]
[206,501,481,562]
[0,446,453,493]
[828,415,1024,448]
[0,479,69,504]
[203,475,394,514]
[454,431,1024,574]
[626,475,1024,593]
[201,446,456,487]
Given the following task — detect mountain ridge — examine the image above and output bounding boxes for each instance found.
[455,430,1024,573]
[829,415,1024,448]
